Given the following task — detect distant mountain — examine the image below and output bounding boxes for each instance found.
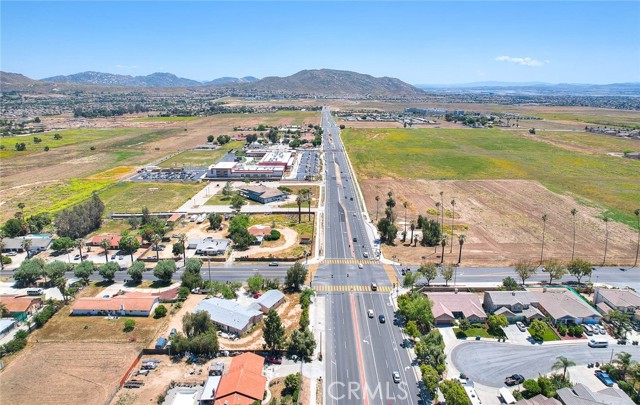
[203,76,259,85]
[42,71,202,87]
[1,72,38,86]
[416,81,640,96]
[212,69,425,98]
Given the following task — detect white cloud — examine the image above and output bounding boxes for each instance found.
[495,56,547,67]
[115,64,138,69]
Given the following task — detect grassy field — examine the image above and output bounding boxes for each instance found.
[278,185,321,208]
[205,193,258,205]
[535,131,640,154]
[535,113,640,128]
[342,127,640,229]
[98,181,203,213]
[248,213,314,257]
[158,140,244,167]
[133,116,202,122]
[18,179,116,217]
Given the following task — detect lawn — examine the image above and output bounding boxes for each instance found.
[98,181,204,214]
[247,213,314,257]
[528,325,561,342]
[158,140,244,168]
[277,185,320,208]
[453,326,503,339]
[342,127,640,230]
[205,193,258,206]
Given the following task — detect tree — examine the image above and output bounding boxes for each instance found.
[374,195,380,222]
[544,259,567,284]
[377,217,398,245]
[296,195,302,223]
[487,314,509,335]
[421,219,442,247]
[172,242,184,258]
[14,258,44,285]
[263,309,285,353]
[150,234,161,261]
[222,181,234,197]
[128,261,145,283]
[440,263,454,286]
[0,303,9,318]
[522,379,541,396]
[100,238,111,262]
[571,208,578,261]
[529,319,547,341]
[403,271,419,290]
[502,276,519,291]
[285,262,308,291]
[247,272,264,294]
[515,259,537,285]
[99,262,119,281]
[397,293,434,333]
[123,319,136,332]
[439,191,445,231]
[409,221,416,244]
[420,364,440,396]
[230,194,245,211]
[154,305,167,318]
[440,237,447,264]
[21,238,33,259]
[207,134,214,143]
[74,260,95,284]
[288,328,316,360]
[552,356,575,381]
[119,234,140,263]
[634,209,639,268]
[208,213,222,230]
[440,379,469,405]
[75,238,85,262]
[419,262,438,286]
[567,259,592,284]
[613,351,633,379]
[183,310,215,338]
[153,260,176,284]
[44,260,68,285]
[540,214,548,265]
[51,236,75,261]
[450,198,456,253]
[284,373,301,397]
[0,237,5,272]
[403,201,409,239]
[177,233,187,266]
[405,320,420,339]
[602,215,609,266]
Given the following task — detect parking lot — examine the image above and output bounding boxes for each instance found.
[295,150,319,180]
[131,168,207,182]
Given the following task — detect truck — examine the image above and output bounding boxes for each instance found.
[155,337,167,350]
[588,338,609,348]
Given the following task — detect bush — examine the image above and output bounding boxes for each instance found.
[1,256,11,265]
[34,304,57,328]
[263,229,281,241]
[178,286,190,301]
[123,319,136,332]
[154,304,167,318]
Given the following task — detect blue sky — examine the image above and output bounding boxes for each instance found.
[2,1,639,84]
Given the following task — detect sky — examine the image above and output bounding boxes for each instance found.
[2,1,639,85]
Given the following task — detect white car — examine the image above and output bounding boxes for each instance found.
[516,322,527,332]
[367,309,374,318]
[392,371,401,383]
[358,263,364,269]
[6,251,17,256]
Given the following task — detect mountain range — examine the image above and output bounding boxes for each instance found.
[416,81,640,96]
[41,71,258,87]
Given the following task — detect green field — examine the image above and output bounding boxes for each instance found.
[528,325,561,342]
[158,141,245,168]
[453,327,500,339]
[342,128,640,229]
[536,131,640,154]
[98,182,204,214]
[535,113,640,128]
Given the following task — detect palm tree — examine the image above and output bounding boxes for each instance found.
[440,237,447,264]
[571,208,578,261]
[375,195,380,222]
[614,351,633,380]
[634,209,639,268]
[0,303,8,317]
[439,191,444,230]
[602,215,609,266]
[177,233,187,267]
[100,238,111,262]
[540,214,548,266]
[403,201,409,236]
[552,356,575,381]
[435,201,441,231]
[410,221,416,244]
[457,234,466,265]
[0,239,5,272]
[450,198,456,253]
[296,195,302,224]
[75,238,85,262]
[151,234,161,261]
[22,238,32,259]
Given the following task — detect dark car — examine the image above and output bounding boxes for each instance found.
[505,374,525,386]
[265,356,282,364]
[269,262,279,267]
[379,315,386,323]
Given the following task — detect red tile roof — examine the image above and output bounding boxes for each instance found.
[0,296,41,313]
[214,353,266,404]
[247,225,271,237]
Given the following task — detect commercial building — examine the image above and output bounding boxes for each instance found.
[427,292,487,325]
[238,185,287,204]
[207,161,285,180]
[71,292,158,316]
[594,288,640,320]
[194,298,263,335]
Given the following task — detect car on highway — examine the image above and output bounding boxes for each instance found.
[73,254,88,261]
[392,372,401,383]
[358,263,363,269]
[370,282,377,291]
[269,262,279,266]
[367,309,374,318]
[516,322,527,332]
[595,370,614,387]
[505,374,525,386]
[379,315,386,323]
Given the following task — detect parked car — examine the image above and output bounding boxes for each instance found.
[516,322,527,332]
[583,325,593,336]
[505,374,525,386]
[111,253,117,260]
[6,251,17,256]
[595,370,614,387]
[392,371,401,383]
[265,356,282,364]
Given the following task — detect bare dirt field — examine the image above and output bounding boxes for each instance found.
[362,179,638,267]
[0,342,140,405]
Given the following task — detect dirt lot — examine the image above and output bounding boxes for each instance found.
[0,342,140,405]
[362,179,638,267]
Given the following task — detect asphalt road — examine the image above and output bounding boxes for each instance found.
[451,341,640,387]
[320,107,421,404]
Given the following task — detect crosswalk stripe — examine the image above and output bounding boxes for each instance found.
[321,259,380,265]
[311,285,393,292]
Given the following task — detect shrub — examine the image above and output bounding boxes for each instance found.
[154,304,167,318]
[264,229,281,241]
[178,286,190,301]
[123,319,136,332]
[1,256,11,265]
[34,304,57,328]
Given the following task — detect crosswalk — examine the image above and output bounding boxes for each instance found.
[313,285,393,292]
[322,259,379,265]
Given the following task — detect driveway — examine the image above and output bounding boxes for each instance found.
[503,324,531,344]
[451,341,640,387]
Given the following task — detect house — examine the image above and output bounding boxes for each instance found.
[214,353,266,405]
[514,394,561,405]
[0,296,42,321]
[195,238,231,256]
[239,185,288,204]
[252,290,285,314]
[535,289,601,325]
[248,225,272,243]
[89,235,141,249]
[71,292,158,316]
[483,291,544,323]
[1,236,52,254]
[594,288,640,320]
[187,238,201,249]
[427,292,487,325]
[195,298,263,335]
[557,383,634,405]
[166,213,184,223]
[0,318,17,337]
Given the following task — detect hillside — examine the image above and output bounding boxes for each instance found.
[213,69,425,98]
[42,71,202,87]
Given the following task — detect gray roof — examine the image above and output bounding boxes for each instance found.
[2,236,52,250]
[195,298,262,331]
[196,238,231,252]
[0,318,16,333]
[485,291,539,307]
[535,290,601,321]
[255,289,285,309]
[596,288,640,308]
[557,383,634,405]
